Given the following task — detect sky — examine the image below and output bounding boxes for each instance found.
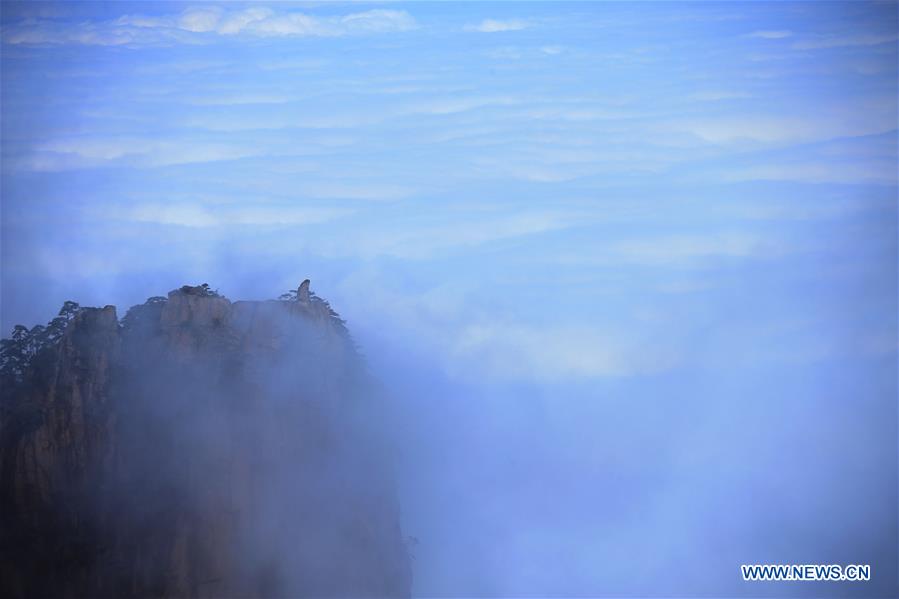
[1,1,897,597]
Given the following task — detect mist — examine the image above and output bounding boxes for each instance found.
[2,1,898,597]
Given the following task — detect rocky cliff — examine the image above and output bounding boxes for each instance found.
[0,284,411,598]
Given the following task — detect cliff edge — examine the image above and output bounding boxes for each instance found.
[0,283,411,598]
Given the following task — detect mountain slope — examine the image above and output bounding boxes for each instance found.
[0,284,411,598]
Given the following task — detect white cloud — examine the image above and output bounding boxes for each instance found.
[177,7,223,33]
[21,137,263,170]
[114,14,169,29]
[337,270,678,382]
[793,32,899,50]
[125,203,350,227]
[688,90,752,102]
[257,58,328,71]
[317,211,580,260]
[338,9,417,34]
[483,46,524,60]
[607,233,776,266]
[407,95,518,115]
[1,21,184,46]
[748,30,792,39]
[181,110,383,132]
[217,7,273,35]
[465,19,529,33]
[238,12,329,37]
[298,183,417,201]
[449,323,678,381]
[538,232,792,269]
[722,161,899,185]
[2,6,417,46]
[672,108,896,145]
[184,93,293,106]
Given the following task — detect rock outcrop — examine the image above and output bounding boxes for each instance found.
[0,285,411,598]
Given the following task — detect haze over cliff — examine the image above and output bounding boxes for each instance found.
[0,283,411,598]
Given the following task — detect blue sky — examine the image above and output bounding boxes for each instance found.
[1,2,897,596]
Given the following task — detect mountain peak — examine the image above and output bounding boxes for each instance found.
[0,285,411,598]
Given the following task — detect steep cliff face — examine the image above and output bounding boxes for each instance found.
[0,285,411,598]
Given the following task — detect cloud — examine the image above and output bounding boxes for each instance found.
[125,203,350,228]
[448,323,678,381]
[465,19,529,33]
[537,231,798,269]
[672,108,896,144]
[181,110,382,132]
[338,9,417,34]
[721,161,899,185]
[217,7,273,35]
[296,183,417,202]
[606,233,777,266]
[688,90,752,102]
[177,7,224,33]
[183,93,293,106]
[316,211,581,260]
[406,95,519,115]
[257,58,329,71]
[1,20,190,46]
[19,137,263,170]
[792,32,899,50]
[748,30,792,39]
[337,270,679,382]
[2,6,417,46]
